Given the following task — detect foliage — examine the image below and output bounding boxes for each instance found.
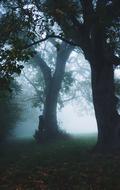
[44,0,80,17]
[62,71,74,94]
[1,0,120,83]
[0,80,22,141]
[0,0,41,87]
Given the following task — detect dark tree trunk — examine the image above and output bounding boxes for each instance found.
[90,58,120,152]
[84,22,120,152]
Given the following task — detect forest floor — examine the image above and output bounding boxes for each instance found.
[0,135,120,190]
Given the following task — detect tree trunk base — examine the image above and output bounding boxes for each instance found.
[92,140,120,154]
[34,127,70,143]
[92,123,120,154]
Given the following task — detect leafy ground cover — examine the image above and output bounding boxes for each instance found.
[0,135,120,190]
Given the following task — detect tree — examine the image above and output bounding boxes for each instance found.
[29,41,74,141]
[0,80,22,142]
[23,42,93,141]
[38,0,120,151]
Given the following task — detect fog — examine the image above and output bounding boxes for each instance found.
[10,60,120,140]
[12,102,97,139]
[59,104,97,135]
[10,50,98,139]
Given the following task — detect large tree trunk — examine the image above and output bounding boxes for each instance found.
[34,73,61,141]
[34,42,73,141]
[42,79,60,137]
[90,59,120,152]
[85,21,120,152]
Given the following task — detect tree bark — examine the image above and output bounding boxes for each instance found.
[87,22,120,152]
[42,78,60,136]
[43,43,73,136]
[34,42,73,141]
[90,60,120,152]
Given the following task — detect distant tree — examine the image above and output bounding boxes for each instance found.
[23,43,92,112]
[0,1,74,140]
[0,80,22,142]
[29,41,73,140]
[22,41,92,141]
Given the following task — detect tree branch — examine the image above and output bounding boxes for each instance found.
[80,0,94,27]
[25,35,79,49]
[32,53,52,86]
[22,71,40,93]
[52,42,74,92]
[22,71,44,103]
[62,95,80,104]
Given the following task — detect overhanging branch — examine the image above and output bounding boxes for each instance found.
[25,35,79,49]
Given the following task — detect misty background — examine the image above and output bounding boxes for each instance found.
[8,42,120,140]
[10,47,98,140]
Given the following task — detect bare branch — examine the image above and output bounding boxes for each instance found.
[25,35,79,49]
[32,53,52,87]
[22,70,40,94]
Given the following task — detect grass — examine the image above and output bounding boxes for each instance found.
[0,135,120,189]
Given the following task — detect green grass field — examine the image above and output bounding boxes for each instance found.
[0,135,120,190]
